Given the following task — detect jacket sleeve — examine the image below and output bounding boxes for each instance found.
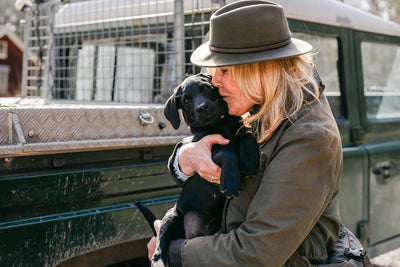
[168,142,186,186]
[177,99,343,266]
[168,136,195,186]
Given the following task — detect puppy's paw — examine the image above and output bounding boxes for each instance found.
[240,160,259,179]
[219,184,237,198]
[219,172,240,198]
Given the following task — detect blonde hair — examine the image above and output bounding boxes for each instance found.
[228,54,319,143]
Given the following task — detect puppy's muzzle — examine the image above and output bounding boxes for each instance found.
[194,102,221,123]
[195,102,209,114]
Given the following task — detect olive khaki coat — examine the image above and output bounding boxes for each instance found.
[171,93,343,266]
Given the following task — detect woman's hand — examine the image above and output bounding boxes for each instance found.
[178,134,230,184]
[147,220,161,260]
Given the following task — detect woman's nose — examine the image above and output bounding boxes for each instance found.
[212,71,222,87]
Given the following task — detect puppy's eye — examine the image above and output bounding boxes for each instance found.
[183,96,191,104]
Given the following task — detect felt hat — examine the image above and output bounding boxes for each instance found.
[190,0,312,67]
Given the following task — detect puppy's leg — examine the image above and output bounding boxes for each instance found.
[238,133,260,178]
[184,211,207,239]
[212,145,240,198]
[152,206,185,266]
[177,175,225,238]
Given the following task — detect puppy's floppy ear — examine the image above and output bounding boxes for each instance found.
[164,85,182,129]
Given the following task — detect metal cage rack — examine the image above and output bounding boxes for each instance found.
[21,0,223,103]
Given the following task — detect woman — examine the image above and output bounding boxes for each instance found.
[149,1,366,266]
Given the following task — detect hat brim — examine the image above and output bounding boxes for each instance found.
[190,38,312,67]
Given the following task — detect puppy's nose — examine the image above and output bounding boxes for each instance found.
[196,102,209,113]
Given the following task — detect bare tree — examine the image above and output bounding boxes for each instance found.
[341,0,400,24]
[388,0,400,24]
[0,0,25,37]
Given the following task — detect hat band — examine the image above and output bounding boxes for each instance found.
[209,37,291,54]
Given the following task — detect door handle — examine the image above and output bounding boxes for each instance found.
[373,166,393,179]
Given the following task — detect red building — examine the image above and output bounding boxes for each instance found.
[0,27,23,97]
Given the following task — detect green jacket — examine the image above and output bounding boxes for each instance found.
[171,93,343,266]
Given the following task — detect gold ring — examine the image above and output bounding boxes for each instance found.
[211,176,214,182]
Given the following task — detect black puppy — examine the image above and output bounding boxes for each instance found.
[139,73,259,266]
[165,73,260,197]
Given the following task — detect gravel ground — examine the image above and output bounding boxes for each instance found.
[371,248,400,267]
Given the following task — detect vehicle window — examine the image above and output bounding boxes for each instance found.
[76,44,95,101]
[292,32,344,120]
[76,44,117,102]
[361,42,400,120]
[114,46,155,103]
[0,40,8,59]
[0,65,10,94]
[73,34,170,103]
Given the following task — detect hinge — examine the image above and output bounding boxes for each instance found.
[142,148,153,161]
[357,220,370,247]
[351,125,363,145]
[8,113,27,145]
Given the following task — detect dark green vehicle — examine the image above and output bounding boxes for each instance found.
[1,0,399,266]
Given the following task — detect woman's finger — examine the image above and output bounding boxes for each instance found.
[194,135,227,183]
[147,237,157,260]
[147,220,162,260]
[179,134,229,183]
[201,134,230,148]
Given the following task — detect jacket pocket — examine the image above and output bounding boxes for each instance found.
[313,224,372,267]
[289,224,372,267]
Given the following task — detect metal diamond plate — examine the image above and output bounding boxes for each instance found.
[0,98,191,156]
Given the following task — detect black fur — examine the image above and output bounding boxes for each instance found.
[138,73,259,266]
